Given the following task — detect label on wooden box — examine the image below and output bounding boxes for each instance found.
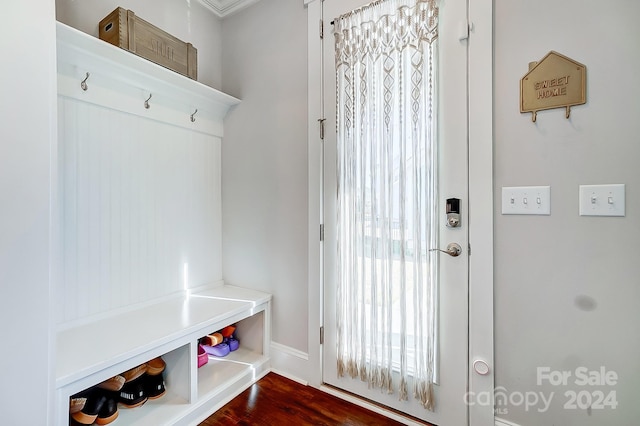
[99,7,197,80]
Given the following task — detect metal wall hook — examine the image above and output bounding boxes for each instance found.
[80,72,90,91]
[190,109,198,122]
[144,94,152,109]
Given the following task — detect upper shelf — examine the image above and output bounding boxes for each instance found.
[56,22,240,131]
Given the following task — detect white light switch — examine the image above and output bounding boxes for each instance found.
[579,184,625,216]
[502,186,551,215]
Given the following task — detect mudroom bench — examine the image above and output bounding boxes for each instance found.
[56,284,272,425]
[54,20,261,425]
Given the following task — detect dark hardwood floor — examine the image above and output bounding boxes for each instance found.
[199,373,416,425]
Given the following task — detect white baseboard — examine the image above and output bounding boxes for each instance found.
[495,417,522,426]
[269,341,312,384]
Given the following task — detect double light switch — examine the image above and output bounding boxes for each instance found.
[579,184,625,217]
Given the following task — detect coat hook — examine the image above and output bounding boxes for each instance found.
[190,109,198,122]
[144,94,152,109]
[81,72,90,91]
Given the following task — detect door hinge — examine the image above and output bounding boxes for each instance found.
[320,326,324,344]
[468,243,471,256]
[320,19,324,39]
[320,224,325,241]
[458,20,473,41]
[318,118,326,140]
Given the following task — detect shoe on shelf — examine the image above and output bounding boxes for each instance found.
[201,332,223,346]
[146,357,166,376]
[220,325,236,338]
[70,389,107,425]
[118,375,148,408]
[97,375,125,392]
[69,397,87,414]
[202,342,230,357]
[198,344,209,368]
[69,416,88,426]
[228,337,240,352]
[95,392,119,425]
[144,372,167,400]
[122,363,147,383]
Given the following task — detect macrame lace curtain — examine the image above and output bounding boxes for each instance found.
[333,0,439,410]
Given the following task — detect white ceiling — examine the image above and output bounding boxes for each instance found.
[197,0,263,18]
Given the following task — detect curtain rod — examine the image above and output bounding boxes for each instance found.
[330,0,389,26]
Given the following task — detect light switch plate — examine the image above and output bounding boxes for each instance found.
[579,184,625,216]
[502,186,551,215]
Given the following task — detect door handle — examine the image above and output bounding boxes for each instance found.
[430,243,462,257]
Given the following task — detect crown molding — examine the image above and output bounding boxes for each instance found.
[198,0,262,18]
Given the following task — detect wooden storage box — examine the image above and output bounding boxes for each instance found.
[99,7,197,80]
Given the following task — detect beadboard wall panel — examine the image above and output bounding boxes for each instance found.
[57,97,222,325]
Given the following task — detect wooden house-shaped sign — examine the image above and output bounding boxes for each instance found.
[520,51,586,122]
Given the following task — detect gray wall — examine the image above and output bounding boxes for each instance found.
[56,0,223,89]
[221,1,309,352]
[494,0,640,424]
[1,0,56,423]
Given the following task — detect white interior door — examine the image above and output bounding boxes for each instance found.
[322,0,469,424]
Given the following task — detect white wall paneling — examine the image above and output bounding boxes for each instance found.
[56,21,238,327]
[57,99,223,324]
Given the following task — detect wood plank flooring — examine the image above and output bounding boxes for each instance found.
[199,372,419,426]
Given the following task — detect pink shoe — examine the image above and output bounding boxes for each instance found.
[197,345,208,368]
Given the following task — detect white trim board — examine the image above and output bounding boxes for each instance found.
[56,22,239,138]
[467,0,495,424]
[270,342,312,384]
[270,341,309,361]
[495,418,523,426]
[197,0,262,18]
[305,0,324,389]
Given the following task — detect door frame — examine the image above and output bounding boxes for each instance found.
[305,0,494,425]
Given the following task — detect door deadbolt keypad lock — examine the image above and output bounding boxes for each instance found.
[446,198,461,228]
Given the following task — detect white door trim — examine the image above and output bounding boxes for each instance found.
[468,0,495,425]
[306,0,323,388]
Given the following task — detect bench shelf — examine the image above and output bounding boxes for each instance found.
[56,285,271,425]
